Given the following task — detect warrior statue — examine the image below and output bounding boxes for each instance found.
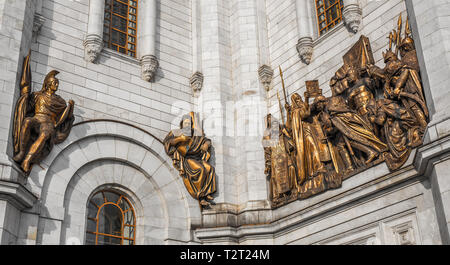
[13,52,75,174]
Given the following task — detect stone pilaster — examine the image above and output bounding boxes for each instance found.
[191,0,203,97]
[32,13,45,43]
[405,0,450,135]
[197,0,236,205]
[84,0,105,63]
[138,0,159,82]
[406,0,450,244]
[230,0,269,208]
[295,0,315,64]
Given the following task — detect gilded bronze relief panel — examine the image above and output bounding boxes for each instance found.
[264,15,429,207]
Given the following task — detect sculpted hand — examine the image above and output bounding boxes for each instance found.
[285,104,291,112]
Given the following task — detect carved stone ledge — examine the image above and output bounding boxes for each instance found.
[32,13,46,42]
[343,4,363,33]
[0,180,37,210]
[258,64,274,91]
[140,55,159,82]
[190,71,204,96]
[296,37,314,65]
[83,34,103,63]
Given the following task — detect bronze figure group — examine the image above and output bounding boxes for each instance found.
[264,15,429,207]
[10,15,428,211]
[13,52,75,175]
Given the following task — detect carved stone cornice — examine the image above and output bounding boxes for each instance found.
[140,55,159,82]
[0,180,37,210]
[190,71,204,96]
[32,13,46,42]
[296,37,314,65]
[258,64,274,91]
[83,34,103,63]
[343,3,363,33]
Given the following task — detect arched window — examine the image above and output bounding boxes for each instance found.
[315,0,344,35]
[103,0,138,57]
[85,190,136,245]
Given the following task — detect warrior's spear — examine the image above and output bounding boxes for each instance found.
[395,14,402,56]
[279,66,289,107]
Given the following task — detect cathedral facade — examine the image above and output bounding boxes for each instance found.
[0,0,449,245]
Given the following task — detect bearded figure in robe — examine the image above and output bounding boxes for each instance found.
[13,52,75,174]
[163,112,216,208]
[285,93,327,188]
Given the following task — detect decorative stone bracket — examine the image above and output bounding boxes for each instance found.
[140,55,159,82]
[258,64,274,91]
[190,71,204,96]
[343,3,363,33]
[296,37,314,65]
[83,34,103,63]
[32,13,46,43]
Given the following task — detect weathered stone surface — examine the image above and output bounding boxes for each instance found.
[0,0,449,246]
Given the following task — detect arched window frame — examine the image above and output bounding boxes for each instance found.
[85,189,136,245]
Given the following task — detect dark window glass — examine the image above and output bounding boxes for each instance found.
[103,0,138,57]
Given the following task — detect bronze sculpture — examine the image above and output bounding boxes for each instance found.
[12,52,75,175]
[263,114,298,204]
[264,15,429,207]
[163,112,217,208]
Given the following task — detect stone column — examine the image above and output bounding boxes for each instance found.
[197,0,236,206]
[257,0,273,92]
[430,158,450,244]
[231,0,269,210]
[84,0,104,63]
[405,0,450,134]
[343,0,362,33]
[295,0,314,65]
[138,0,159,82]
[190,0,203,97]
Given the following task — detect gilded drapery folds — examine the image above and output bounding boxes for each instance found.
[163,112,217,208]
[264,15,429,207]
[12,52,75,175]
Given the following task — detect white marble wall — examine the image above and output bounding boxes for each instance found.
[1,0,450,245]
[195,0,450,245]
[0,0,36,244]
[31,0,193,141]
[0,0,197,245]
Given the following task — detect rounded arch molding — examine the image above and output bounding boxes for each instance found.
[29,120,201,245]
